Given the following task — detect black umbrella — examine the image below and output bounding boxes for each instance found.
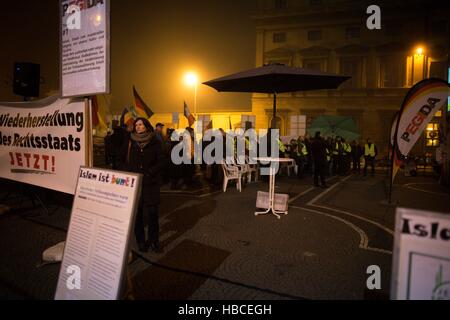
[203,63,350,128]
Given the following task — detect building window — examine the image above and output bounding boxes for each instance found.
[308,30,322,41]
[303,59,324,71]
[197,115,211,132]
[241,115,256,130]
[345,27,360,39]
[290,115,306,138]
[273,32,286,43]
[339,58,361,88]
[380,56,404,88]
[426,123,440,147]
[274,0,287,9]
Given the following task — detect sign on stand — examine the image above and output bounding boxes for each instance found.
[391,208,450,300]
[0,96,88,194]
[61,0,110,97]
[55,167,141,300]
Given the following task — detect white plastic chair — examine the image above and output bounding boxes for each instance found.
[284,158,296,176]
[221,163,242,192]
[283,161,298,176]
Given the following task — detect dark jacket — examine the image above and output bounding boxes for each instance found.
[310,137,328,163]
[119,133,165,206]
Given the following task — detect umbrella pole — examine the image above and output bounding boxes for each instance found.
[272,92,277,129]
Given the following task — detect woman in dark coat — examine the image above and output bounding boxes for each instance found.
[120,118,165,253]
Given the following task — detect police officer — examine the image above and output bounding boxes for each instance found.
[290,139,307,179]
[364,138,377,177]
[277,138,286,158]
[341,138,352,175]
[332,136,343,175]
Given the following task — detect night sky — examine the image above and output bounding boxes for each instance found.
[0,0,257,113]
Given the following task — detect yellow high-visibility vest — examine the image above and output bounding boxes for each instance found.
[278,139,286,153]
[344,143,352,154]
[326,147,331,162]
[365,144,375,157]
[333,143,339,155]
[299,143,308,156]
[245,137,250,150]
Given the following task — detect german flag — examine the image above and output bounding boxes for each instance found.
[120,107,134,128]
[184,101,196,127]
[92,95,110,133]
[133,86,154,118]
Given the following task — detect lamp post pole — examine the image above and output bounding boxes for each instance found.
[194,83,198,117]
[184,72,199,118]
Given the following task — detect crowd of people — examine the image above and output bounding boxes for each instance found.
[103,120,378,253]
[285,133,378,188]
[103,121,232,253]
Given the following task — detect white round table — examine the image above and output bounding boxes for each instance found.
[254,157,294,219]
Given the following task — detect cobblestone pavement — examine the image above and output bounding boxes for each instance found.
[1,172,449,300]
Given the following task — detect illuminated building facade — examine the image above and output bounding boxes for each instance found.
[251,0,449,156]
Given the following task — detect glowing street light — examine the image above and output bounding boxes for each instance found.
[184,72,199,116]
[415,46,424,56]
[184,72,198,87]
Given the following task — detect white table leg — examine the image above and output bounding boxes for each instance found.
[255,162,288,219]
[255,169,272,216]
[270,169,283,219]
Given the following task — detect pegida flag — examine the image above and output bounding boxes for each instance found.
[391,78,450,182]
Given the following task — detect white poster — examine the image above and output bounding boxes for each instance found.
[0,96,87,194]
[391,208,450,300]
[55,167,141,300]
[61,0,110,98]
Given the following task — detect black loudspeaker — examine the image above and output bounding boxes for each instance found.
[13,62,40,98]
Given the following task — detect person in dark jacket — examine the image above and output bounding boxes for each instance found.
[310,132,328,188]
[120,118,165,253]
[350,140,363,173]
[108,125,127,170]
[104,129,113,167]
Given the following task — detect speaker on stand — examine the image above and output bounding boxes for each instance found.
[10,62,51,214]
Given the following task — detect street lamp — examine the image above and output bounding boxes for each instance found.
[411,45,427,84]
[415,46,424,56]
[184,72,199,116]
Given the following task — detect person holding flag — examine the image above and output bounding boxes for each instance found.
[120,107,134,130]
[184,101,196,127]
